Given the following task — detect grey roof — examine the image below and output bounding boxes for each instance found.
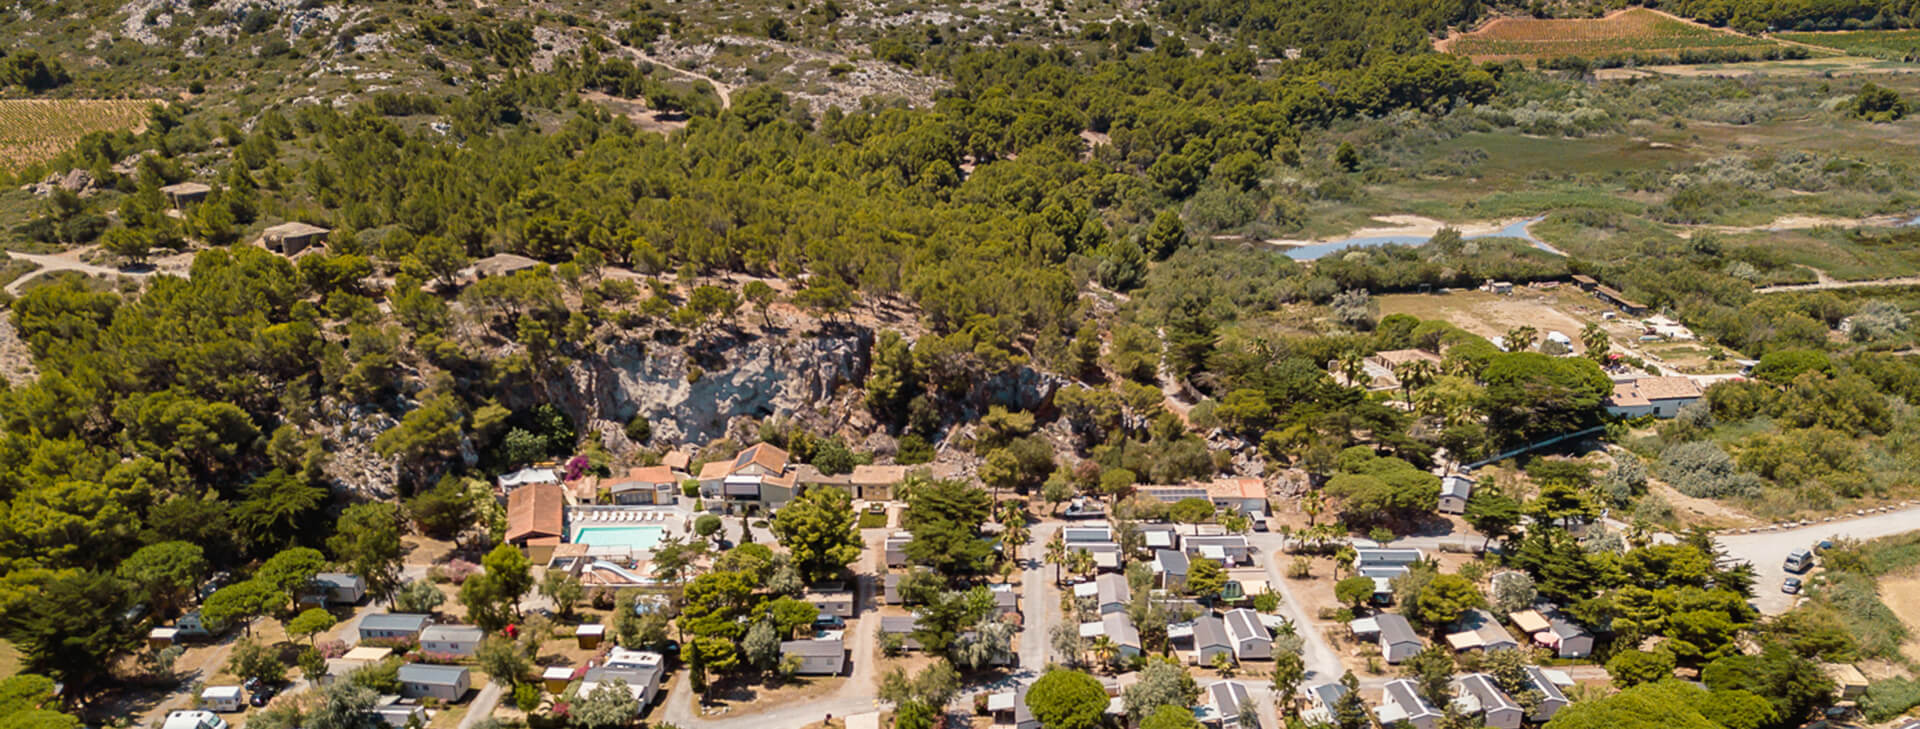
[880,616,921,634]
[1377,614,1420,646]
[361,613,431,633]
[1194,615,1231,648]
[1207,681,1252,717]
[1156,549,1189,574]
[781,638,845,656]
[1355,548,1424,565]
[995,590,1018,608]
[1307,682,1348,708]
[583,664,660,688]
[1526,666,1568,704]
[1062,524,1113,543]
[1458,674,1519,713]
[420,625,483,642]
[1549,616,1590,639]
[313,572,364,588]
[397,663,467,685]
[1096,573,1130,606]
[1385,679,1442,719]
[1225,609,1271,643]
[1442,475,1473,500]
[1102,613,1141,648]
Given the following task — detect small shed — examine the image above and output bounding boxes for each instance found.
[148,627,180,650]
[542,666,576,694]
[160,181,211,208]
[576,624,606,649]
[261,221,329,256]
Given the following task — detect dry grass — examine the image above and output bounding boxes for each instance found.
[0,99,155,174]
[1445,9,1779,63]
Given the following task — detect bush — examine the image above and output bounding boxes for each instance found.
[1863,677,1920,722]
[442,559,481,584]
[1658,441,1762,499]
[897,433,934,464]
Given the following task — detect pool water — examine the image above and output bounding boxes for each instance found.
[572,525,665,550]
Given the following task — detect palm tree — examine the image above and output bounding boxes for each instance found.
[1004,519,1031,569]
[1335,352,1368,389]
[1068,548,1096,582]
[1045,534,1068,586]
[1505,325,1538,352]
[1302,491,1324,528]
[1582,322,1610,362]
[1404,359,1438,392]
[1090,635,1118,669]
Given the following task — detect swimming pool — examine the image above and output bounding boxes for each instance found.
[572,525,665,550]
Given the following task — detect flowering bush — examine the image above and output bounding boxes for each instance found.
[316,639,348,659]
[443,559,481,584]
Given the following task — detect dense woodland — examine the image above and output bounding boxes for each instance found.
[5,0,1920,726]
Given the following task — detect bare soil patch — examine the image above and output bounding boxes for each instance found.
[1877,568,1920,664]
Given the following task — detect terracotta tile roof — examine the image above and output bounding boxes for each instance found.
[609,466,675,492]
[1609,376,1701,407]
[1206,477,1266,500]
[697,460,732,480]
[733,443,790,473]
[506,483,565,543]
[662,451,691,471]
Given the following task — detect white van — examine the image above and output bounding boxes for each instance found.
[1784,549,1814,574]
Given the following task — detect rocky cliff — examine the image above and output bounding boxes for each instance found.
[555,326,875,451]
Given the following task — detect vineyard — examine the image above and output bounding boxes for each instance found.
[0,99,154,175]
[1777,29,1920,60]
[1446,8,1786,63]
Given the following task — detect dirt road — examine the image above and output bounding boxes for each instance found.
[3,247,155,294]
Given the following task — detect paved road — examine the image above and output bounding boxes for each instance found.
[1247,534,1345,684]
[458,680,505,729]
[1717,503,1920,614]
[1019,521,1060,671]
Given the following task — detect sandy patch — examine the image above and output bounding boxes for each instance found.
[1266,215,1537,248]
[1879,569,1920,664]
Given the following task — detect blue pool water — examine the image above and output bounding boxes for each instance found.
[1284,216,1563,260]
[572,525,665,550]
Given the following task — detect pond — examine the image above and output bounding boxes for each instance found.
[1281,216,1563,261]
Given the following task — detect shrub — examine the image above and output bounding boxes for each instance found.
[1863,677,1920,722]
[1658,441,1762,499]
[443,559,481,584]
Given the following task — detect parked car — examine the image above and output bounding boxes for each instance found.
[1782,577,1802,594]
[1816,539,1834,552]
[813,615,845,630]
